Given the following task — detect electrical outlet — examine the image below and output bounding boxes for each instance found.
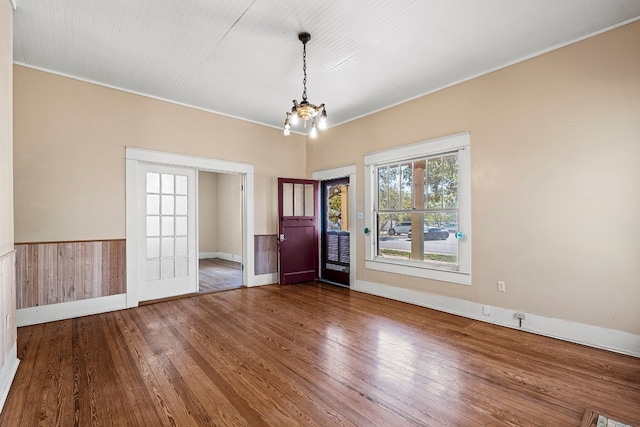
[497,281,506,292]
[482,305,491,316]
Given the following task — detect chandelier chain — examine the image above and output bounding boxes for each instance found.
[302,42,307,101]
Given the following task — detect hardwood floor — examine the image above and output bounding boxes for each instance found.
[1,282,639,426]
[199,258,243,294]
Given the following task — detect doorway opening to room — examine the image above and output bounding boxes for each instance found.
[126,148,256,308]
[197,171,244,294]
[320,177,350,287]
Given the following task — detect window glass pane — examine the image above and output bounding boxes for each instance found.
[176,196,188,215]
[161,174,175,194]
[147,238,160,259]
[175,175,188,195]
[304,184,314,216]
[146,259,160,281]
[283,183,293,216]
[400,163,413,210]
[161,237,175,257]
[327,184,342,231]
[425,211,457,231]
[378,213,393,236]
[175,257,188,278]
[427,157,443,210]
[388,165,401,210]
[146,173,160,194]
[161,216,174,236]
[147,216,160,237]
[378,167,388,210]
[146,195,160,215]
[175,216,187,236]
[175,236,188,257]
[443,155,458,208]
[294,184,304,216]
[161,258,175,279]
[161,195,174,215]
[376,212,458,268]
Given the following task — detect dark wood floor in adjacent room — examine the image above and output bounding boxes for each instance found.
[1,283,639,426]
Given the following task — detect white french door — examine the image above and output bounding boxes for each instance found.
[137,163,197,301]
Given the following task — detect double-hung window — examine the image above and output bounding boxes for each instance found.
[364,133,471,285]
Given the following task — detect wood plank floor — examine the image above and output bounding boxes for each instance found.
[1,282,639,426]
[199,258,243,294]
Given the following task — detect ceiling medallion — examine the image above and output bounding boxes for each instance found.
[283,32,327,138]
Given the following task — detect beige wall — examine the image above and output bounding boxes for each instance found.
[1,2,13,254]
[216,173,242,257]
[13,65,307,244]
[308,22,640,334]
[197,171,242,258]
[0,0,17,395]
[11,20,639,339]
[198,171,218,253]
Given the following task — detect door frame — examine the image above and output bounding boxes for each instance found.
[125,147,255,308]
[312,165,357,288]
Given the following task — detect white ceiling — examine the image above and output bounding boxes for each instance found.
[12,0,640,133]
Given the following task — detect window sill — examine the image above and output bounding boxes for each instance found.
[365,259,470,286]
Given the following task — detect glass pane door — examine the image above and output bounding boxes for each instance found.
[139,164,197,301]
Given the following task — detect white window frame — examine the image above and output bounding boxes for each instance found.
[364,132,471,286]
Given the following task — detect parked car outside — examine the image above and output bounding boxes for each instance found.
[408,226,449,240]
[444,223,458,232]
[388,221,412,236]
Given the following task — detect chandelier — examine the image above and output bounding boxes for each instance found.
[283,32,327,138]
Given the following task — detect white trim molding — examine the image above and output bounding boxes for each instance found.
[251,273,278,287]
[16,294,127,327]
[0,342,19,414]
[199,252,242,263]
[355,280,640,358]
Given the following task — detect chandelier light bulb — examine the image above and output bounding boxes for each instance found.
[283,128,290,136]
[290,113,299,126]
[318,110,327,130]
[310,120,318,138]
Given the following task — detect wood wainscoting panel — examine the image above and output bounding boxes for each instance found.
[254,234,277,275]
[15,240,125,309]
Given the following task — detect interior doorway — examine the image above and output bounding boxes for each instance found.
[197,171,243,294]
[320,178,350,287]
[126,148,256,308]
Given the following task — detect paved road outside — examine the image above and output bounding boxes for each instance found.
[379,233,457,255]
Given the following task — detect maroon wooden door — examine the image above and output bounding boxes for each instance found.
[278,178,319,284]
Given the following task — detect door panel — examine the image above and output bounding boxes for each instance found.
[139,164,197,301]
[278,178,319,284]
